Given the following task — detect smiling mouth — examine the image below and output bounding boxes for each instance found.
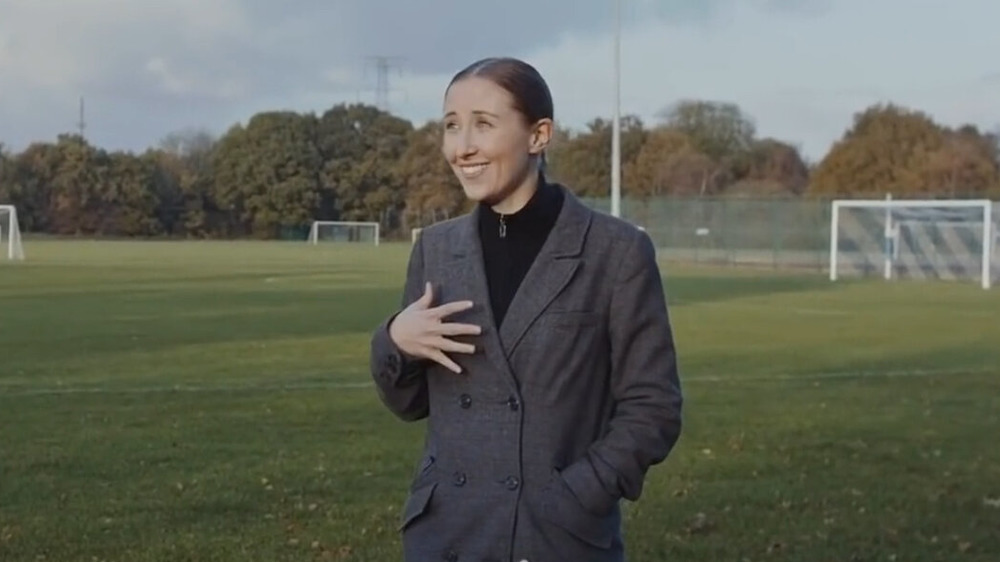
[459,163,488,178]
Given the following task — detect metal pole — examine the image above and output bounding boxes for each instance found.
[610,0,622,218]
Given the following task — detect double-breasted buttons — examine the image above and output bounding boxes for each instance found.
[506,396,519,411]
[505,476,520,491]
[452,471,466,487]
[459,394,472,409]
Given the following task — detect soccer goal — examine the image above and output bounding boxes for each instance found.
[307,221,379,246]
[829,198,997,289]
[0,205,25,261]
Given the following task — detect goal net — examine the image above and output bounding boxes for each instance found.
[307,221,379,246]
[830,199,997,289]
[0,205,25,261]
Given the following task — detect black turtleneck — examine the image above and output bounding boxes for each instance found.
[477,175,565,328]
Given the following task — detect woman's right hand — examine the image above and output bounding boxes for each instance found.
[388,282,482,374]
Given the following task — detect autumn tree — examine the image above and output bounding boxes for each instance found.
[811,103,1000,197]
[316,104,413,233]
[654,100,762,195]
[546,115,645,197]
[4,96,997,240]
[623,127,693,198]
[395,120,466,231]
[918,125,1000,196]
[658,100,756,162]
[151,129,218,237]
[0,143,10,203]
[727,139,811,196]
[212,111,324,238]
[100,151,168,236]
[31,135,113,235]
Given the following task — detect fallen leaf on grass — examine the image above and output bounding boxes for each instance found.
[684,512,716,535]
[1,525,20,543]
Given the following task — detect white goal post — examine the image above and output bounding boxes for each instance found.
[829,198,997,290]
[307,221,379,246]
[0,205,25,261]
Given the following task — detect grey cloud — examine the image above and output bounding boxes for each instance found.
[241,0,830,75]
[0,0,830,152]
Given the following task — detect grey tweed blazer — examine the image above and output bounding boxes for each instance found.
[370,185,683,562]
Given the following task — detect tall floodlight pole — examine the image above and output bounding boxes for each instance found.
[610,0,622,218]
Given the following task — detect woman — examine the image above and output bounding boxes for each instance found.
[369,56,683,562]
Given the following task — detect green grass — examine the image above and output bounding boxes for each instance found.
[1,240,998,561]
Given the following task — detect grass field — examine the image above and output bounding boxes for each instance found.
[1,239,999,562]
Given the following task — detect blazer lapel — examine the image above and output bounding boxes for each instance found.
[446,186,593,385]
[447,209,516,384]
[498,187,591,357]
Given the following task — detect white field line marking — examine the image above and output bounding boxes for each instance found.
[694,300,996,319]
[691,301,852,316]
[0,367,994,397]
[0,380,374,397]
[686,366,996,383]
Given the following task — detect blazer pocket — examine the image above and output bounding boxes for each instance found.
[398,480,438,532]
[538,470,616,549]
[539,310,603,347]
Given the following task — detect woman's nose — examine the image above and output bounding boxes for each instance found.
[457,129,477,156]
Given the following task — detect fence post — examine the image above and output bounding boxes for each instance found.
[772,199,779,269]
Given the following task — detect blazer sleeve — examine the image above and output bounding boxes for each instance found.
[560,229,683,512]
[369,234,432,422]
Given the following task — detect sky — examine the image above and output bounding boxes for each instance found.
[1,0,998,163]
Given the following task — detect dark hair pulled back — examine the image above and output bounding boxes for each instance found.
[448,57,553,170]
[448,57,553,126]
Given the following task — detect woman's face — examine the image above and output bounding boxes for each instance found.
[441,76,549,212]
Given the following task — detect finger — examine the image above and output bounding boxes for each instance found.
[436,322,483,337]
[416,282,433,308]
[433,337,476,355]
[429,350,463,374]
[431,300,475,318]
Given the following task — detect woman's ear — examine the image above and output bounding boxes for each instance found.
[528,118,554,156]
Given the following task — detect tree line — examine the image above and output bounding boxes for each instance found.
[1,100,998,240]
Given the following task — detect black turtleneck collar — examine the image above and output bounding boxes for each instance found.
[477,172,565,327]
[478,172,564,239]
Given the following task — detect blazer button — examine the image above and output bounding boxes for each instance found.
[505,476,520,490]
[453,471,466,487]
[506,396,519,411]
[459,394,472,409]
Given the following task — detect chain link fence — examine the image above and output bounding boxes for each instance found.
[581,195,1000,279]
[582,196,835,271]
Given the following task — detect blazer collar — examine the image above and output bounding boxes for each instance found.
[449,181,593,379]
[454,181,591,260]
